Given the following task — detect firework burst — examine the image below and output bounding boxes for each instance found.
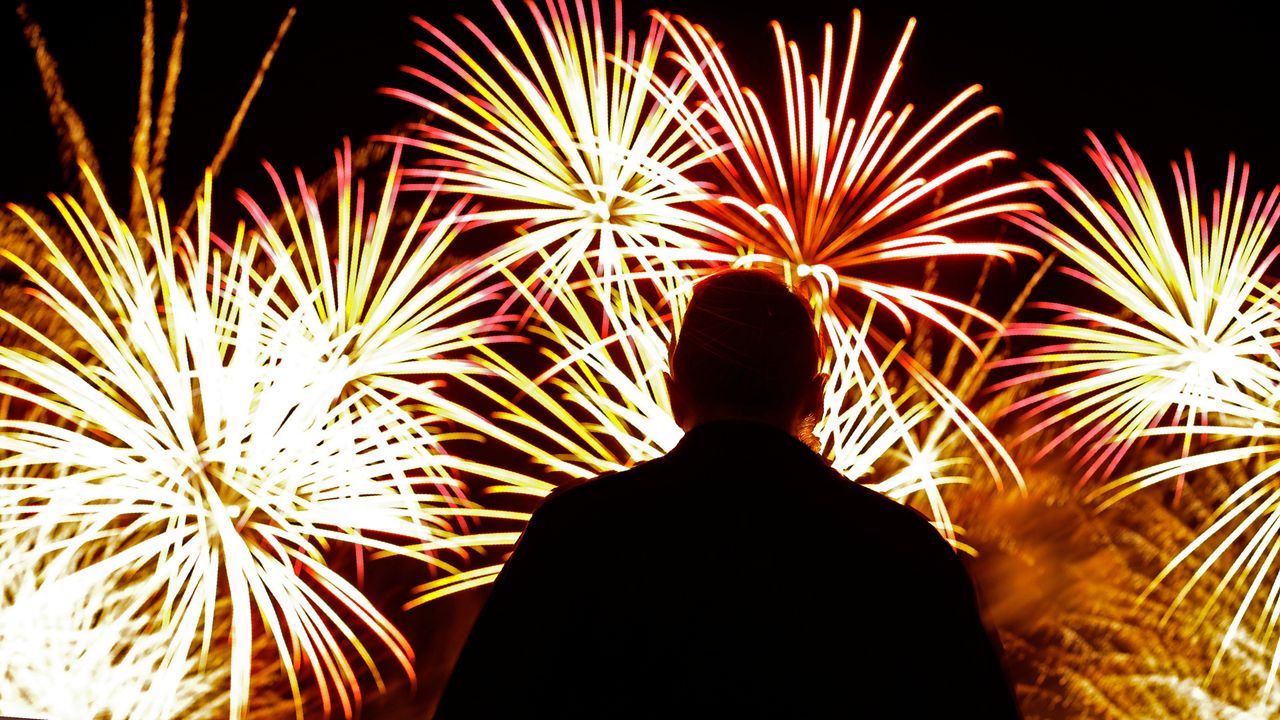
[0,166,513,718]
[387,0,717,300]
[998,133,1280,702]
[1000,133,1280,485]
[644,9,1037,490]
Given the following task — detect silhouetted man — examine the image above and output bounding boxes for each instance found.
[434,269,1020,718]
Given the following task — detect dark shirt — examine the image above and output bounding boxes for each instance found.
[434,420,1020,718]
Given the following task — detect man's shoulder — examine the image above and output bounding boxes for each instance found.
[529,455,674,519]
[813,473,959,557]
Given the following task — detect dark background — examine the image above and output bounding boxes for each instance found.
[1,0,1277,213]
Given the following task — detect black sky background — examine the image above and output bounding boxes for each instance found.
[2,0,1277,217]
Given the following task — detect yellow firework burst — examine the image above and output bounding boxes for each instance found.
[388,0,718,298]
[1000,133,1280,702]
[238,142,524,494]
[1001,133,1280,484]
[0,166,514,718]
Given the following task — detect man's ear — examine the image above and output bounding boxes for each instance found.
[803,373,828,421]
[665,371,690,430]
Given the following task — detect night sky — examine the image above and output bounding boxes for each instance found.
[1,1,1276,216]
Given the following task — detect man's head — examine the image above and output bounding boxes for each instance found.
[666,269,824,436]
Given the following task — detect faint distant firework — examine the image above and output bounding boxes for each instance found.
[952,455,1280,718]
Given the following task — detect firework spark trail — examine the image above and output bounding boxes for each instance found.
[386,0,722,303]
[0,166,517,719]
[813,310,966,539]
[15,2,103,220]
[0,526,210,719]
[999,132,1280,486]
[13,1,295,229]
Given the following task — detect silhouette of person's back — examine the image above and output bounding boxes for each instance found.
[433,269,1020,718]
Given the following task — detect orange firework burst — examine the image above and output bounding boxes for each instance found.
[655,9,1042,344]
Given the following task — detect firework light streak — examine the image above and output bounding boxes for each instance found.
[1000,132,1280,485]
[0,167,514,719]
[13,0,296,228]
[815,311,969,542]
[387,0,719,300]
